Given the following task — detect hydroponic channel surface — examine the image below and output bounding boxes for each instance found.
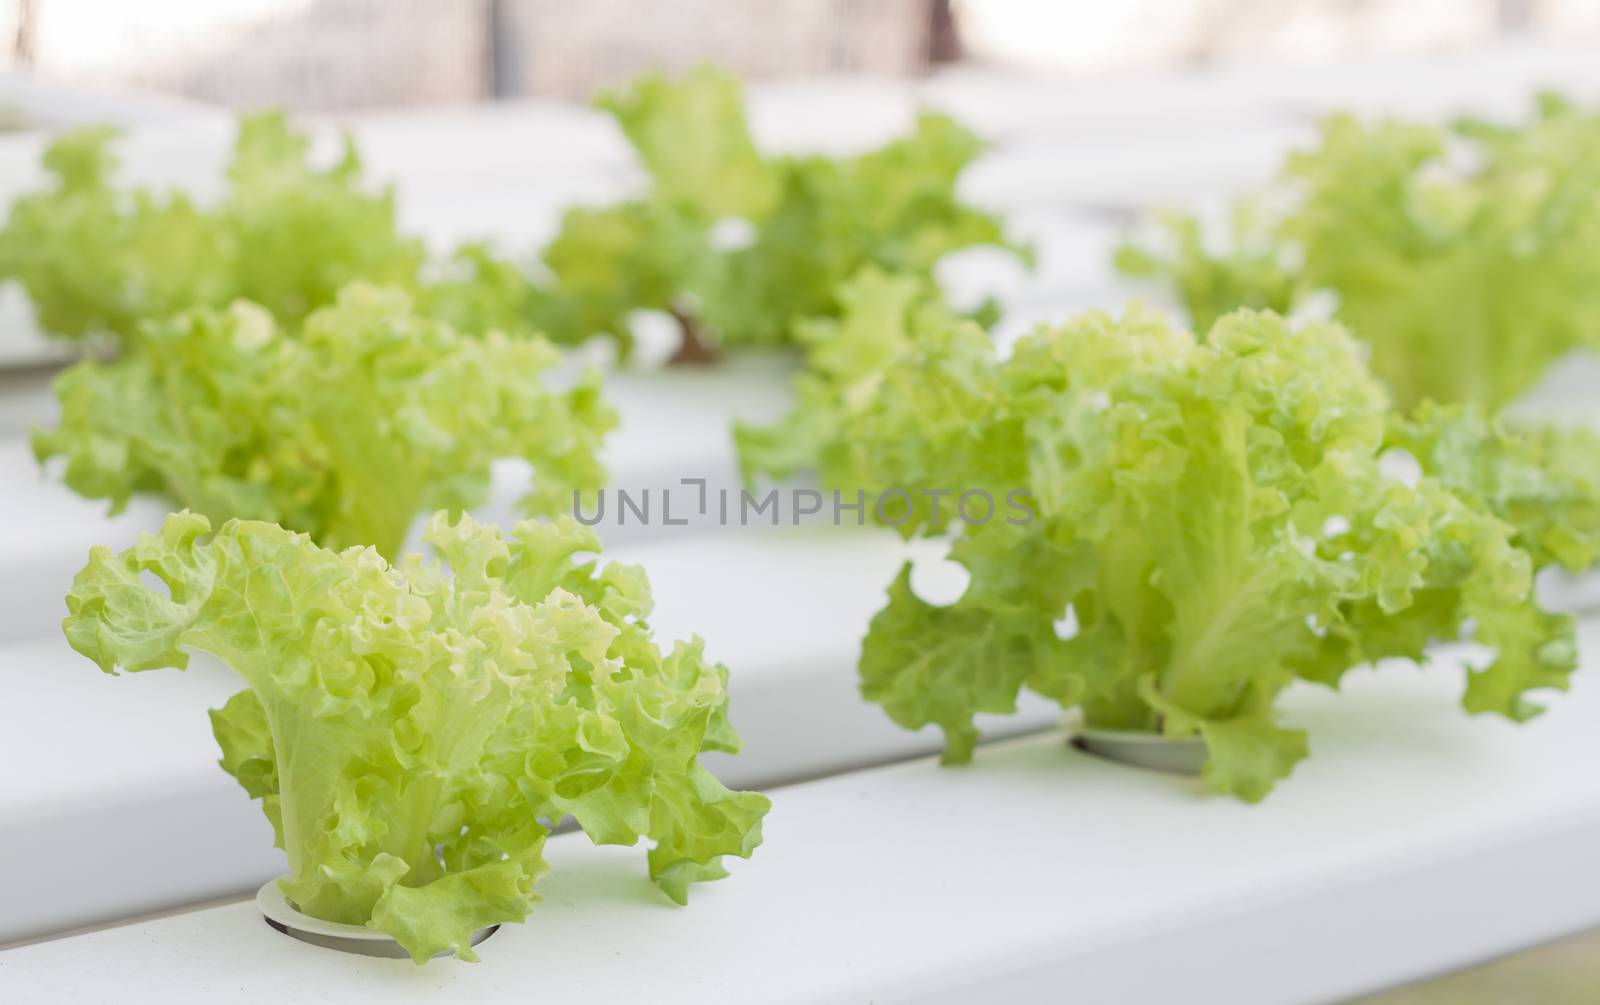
[4,624,1598,1004]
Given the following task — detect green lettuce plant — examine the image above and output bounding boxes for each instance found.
[533,65,1027,361]
[833,306,1579,800]
[63,511,769,962]
[33,285,613,558]
[0,110,530,343]
[1116,94,1600,413]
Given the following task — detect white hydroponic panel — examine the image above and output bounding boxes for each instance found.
[958,121,1315,216]
[0,439,172,646]
[4,631,1597,1002]
[0,72,218,133]
[915,41,1600,145]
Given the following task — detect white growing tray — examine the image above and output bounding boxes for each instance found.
[3,632,1597,1003]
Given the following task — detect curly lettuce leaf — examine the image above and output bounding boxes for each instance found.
[64,512,768,962]
[861,547,1077,764]
[216,110,425,324]
[1112,200,1297,332]
[849,308,1575,800]
[536,66,1024,359]
[1384,403,1600,572]
[0,127,229,340]
[692,111,1025,350]
[529,201,710,350]
[735,268,938,483]
[1117,95,1600,412]
[739,266,1027,532]
[34,285,614,558]
[597,64,778,220]
[416,242,546,338]
[0,111,534,343]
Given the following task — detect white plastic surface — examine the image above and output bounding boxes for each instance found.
[0,72,219,133]
[4,633,1598,1003]
[960,120,1317,214]
[0,439,172,646]
[918,42,1600,143]
[0,642,274,944]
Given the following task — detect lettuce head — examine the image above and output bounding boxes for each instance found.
[62,511,769,962]
[34,285,613,558]
[843,307,1577,800]
[1116,94,1600,413]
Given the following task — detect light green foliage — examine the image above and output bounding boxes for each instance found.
[416,242,547,338]
[34,285,614,558]
[734,267,958,483]
[535,66,1026,355]
[845,308,1576,800]
[1112,199,1296,331]
[598,64,779,220]
[63,511,769,962]
[0,111,533,342]
[0,126,230,340]
[1384,404,1600,573]
[1117,95,1600,411]
[215,111,424,324]
[529,202,710,350]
